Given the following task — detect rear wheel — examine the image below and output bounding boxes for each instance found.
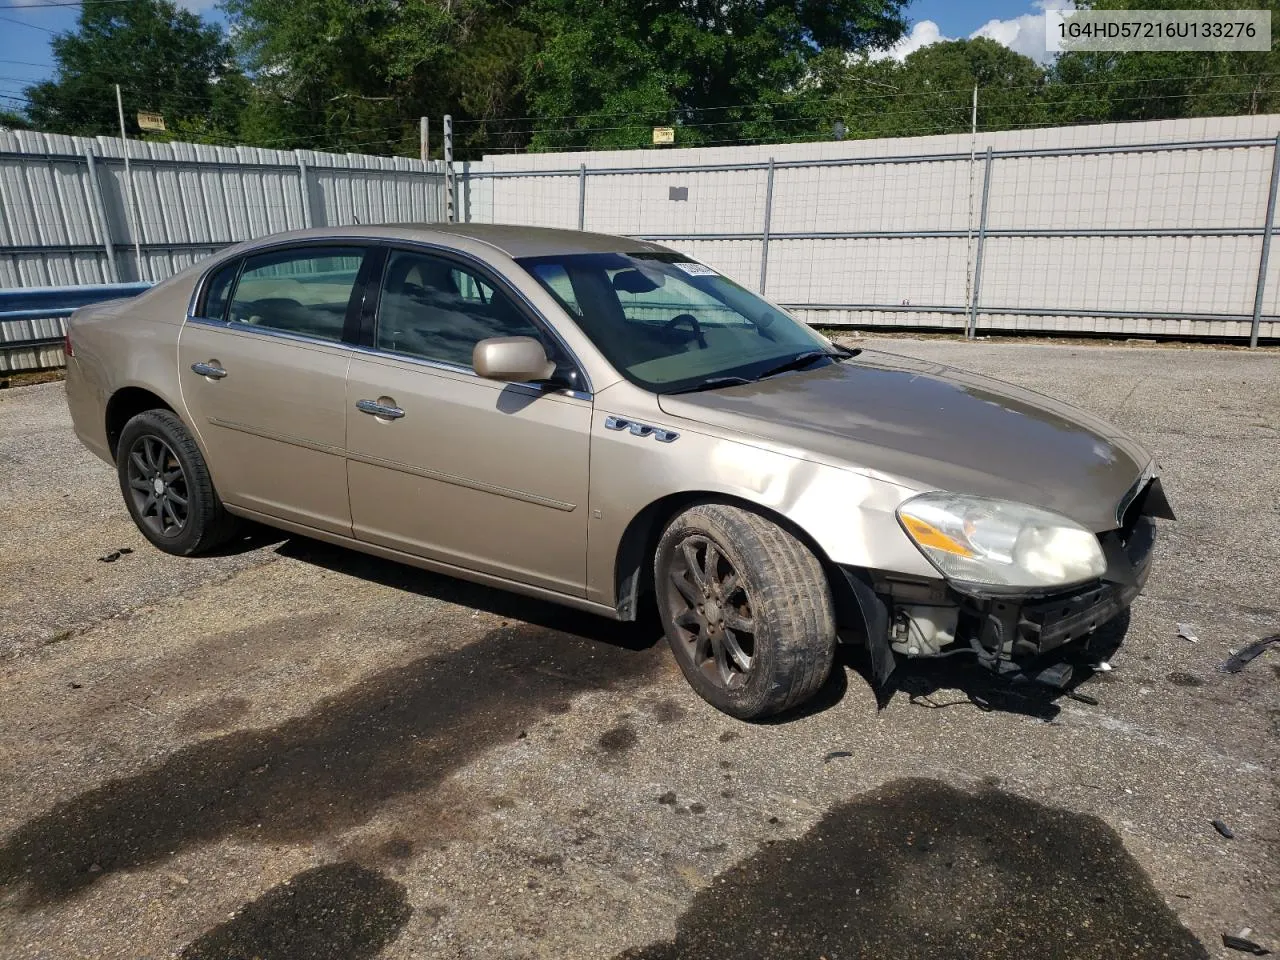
[116,409,238,556]
[655,503,836,719]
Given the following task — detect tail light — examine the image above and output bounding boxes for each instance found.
[63,332,74,357]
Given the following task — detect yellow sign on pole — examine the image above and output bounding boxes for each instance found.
[652,126,675,145]
[136,112,166,133]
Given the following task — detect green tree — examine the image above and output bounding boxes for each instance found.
[0,108,32,131]
[517,0,909,151]
[1046,0,1280,123]
[808,38,1048,141]
[24,0,243,141]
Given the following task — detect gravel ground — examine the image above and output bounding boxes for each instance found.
[0,338,1276,960]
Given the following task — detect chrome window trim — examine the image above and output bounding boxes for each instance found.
[349,341,592,403]
[184,313,351,351]
[183,314,591,403]
[184,233,596,398]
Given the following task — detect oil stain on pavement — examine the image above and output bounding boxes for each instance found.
[179,862,410,960]
[0,617,663,907]
[619,778,1207,960]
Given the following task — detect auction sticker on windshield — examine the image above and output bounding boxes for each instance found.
[673,261,719,276]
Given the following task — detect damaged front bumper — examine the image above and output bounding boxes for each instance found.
[842,477,1169,689]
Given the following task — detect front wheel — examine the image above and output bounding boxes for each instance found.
[116,409,239,556]
[655,503,837,719]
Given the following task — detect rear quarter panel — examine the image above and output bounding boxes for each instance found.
[65,273,198,462]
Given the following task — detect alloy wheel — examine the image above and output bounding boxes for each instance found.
[665,535,756,688]
[125,435,189,538]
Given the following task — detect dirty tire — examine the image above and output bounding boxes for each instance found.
[116,409,239,556]
[655,503,837,719]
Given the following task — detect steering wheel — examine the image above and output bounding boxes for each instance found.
[664,313,708,350]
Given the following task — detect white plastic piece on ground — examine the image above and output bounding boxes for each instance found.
[1176,623,1200,643]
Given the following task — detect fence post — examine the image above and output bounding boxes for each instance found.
[114,84,147,282]
[295,154,313,229]
[443,114,455,223]
[577,163,587,230]
[83,148,118,283]
[420,116,430,162]
[759,157,775,295]
[968,146,994,339]
[1250,133,1280,347]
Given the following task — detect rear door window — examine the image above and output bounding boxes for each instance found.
[228,247,366,343]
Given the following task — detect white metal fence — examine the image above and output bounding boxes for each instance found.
[459,113,1280,346]
[3,115,1279,375]
[0,128,445,371]
[0,129,445,287]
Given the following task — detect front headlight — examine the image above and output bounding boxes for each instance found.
[897,493,1106,588]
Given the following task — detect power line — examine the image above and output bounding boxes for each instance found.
[0,0,138,8]
[0,12,56,32]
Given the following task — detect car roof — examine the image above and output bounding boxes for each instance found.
[230,223,671,260]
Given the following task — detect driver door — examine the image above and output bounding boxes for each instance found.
[344,248,593,596]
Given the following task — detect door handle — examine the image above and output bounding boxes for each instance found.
[191,361,227,380]
[356,398,405,420]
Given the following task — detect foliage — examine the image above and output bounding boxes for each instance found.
[23,0,242,141]
[15,0,1280,157]
[1046,0,1280,123]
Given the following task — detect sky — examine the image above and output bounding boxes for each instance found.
[0,0,1066,116]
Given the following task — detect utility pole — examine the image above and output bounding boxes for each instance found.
[419,116,429,162]
[115,84,147,282]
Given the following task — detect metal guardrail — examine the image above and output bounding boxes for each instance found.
[0,282,152,373]
[0,282,153,321]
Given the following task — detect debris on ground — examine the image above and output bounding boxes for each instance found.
[1176,623,1200,643]
[824,751,853,763]
[1067,691,1099,706]
[657,791,677,805]
[1211,819,1235,839]
[1219,635,1280,674]
[1092,661,1114,672]
[97,547,134,563]
[1222,931,1271,955]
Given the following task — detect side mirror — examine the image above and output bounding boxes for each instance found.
[473,336,556,383]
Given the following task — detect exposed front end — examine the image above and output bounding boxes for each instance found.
[849,473,1173,689]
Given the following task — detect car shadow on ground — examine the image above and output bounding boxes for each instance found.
[270,535,666,649]
[264,532,1129,727]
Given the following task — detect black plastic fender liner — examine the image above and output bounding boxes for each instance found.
[838,567,897,688]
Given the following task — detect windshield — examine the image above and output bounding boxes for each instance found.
[516,251,837,393]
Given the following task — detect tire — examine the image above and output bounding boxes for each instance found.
[116,409,239,556]
[654,503,837,719]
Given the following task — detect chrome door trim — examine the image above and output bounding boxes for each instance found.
[205,417,346,456]
[347,449,577,512]
[190,361,227,379]
[355,398,405,419]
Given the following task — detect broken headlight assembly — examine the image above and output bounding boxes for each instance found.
[896,493,1107,589]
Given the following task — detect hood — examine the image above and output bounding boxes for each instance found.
[657,350,1151,532]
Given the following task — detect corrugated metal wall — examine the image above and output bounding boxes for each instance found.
[459,114,1280,340]
[0,129,444,287]
[0,129,444,371]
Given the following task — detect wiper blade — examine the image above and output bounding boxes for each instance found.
[755,349,846,381]
[666,375,754,395]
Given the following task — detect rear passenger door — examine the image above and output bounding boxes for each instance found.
[178,244,370,536]
[344,247,593,596]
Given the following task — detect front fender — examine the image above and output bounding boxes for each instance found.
[586,407,938,608]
